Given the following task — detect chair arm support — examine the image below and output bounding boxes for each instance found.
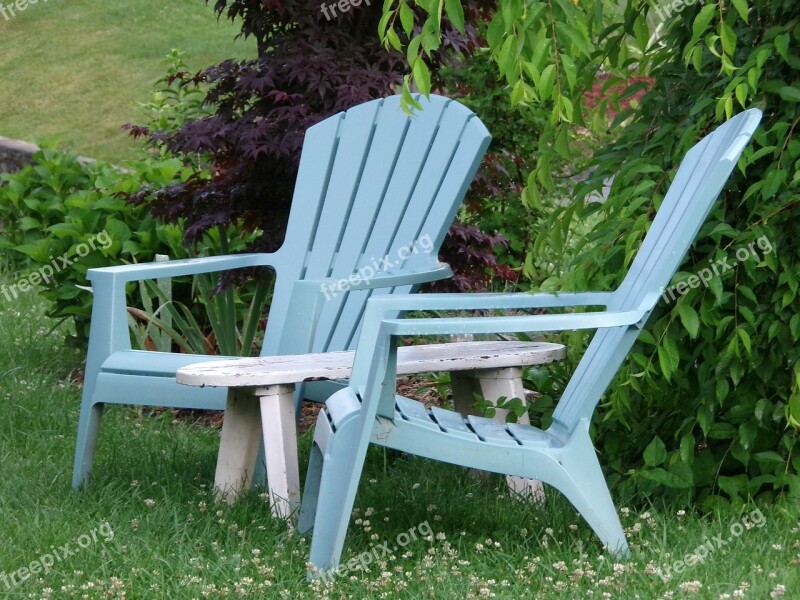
[85,252,283,355]
[87,253,283,285]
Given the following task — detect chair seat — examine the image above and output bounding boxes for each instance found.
[101,351,231,378]
[387,396,562,455]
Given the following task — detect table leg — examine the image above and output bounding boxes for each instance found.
[255,384,300,520]
[452,368,545,502]
[215,388,262,504]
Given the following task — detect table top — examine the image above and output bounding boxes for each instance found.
[176,341,566,388]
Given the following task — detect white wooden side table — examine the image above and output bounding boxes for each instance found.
[177,340,565,519]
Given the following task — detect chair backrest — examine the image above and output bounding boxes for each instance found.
[262,95,491,356]
[612,108,763,312]
[552,109,762,432]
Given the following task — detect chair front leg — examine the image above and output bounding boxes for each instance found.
[72,397,104,489]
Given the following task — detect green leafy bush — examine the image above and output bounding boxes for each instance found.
[527,1,800,507]
[440,49,549,272]
[0,146,191,345]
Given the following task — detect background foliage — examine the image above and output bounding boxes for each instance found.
[387,0,800,506]
[0,149,190,344]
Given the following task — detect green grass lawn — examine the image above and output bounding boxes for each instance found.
[0,279,797,598]
[0,0,254,163]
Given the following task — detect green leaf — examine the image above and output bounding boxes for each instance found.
[378,5,393,38]
[538,64,556,100]
[720,22,736,56]
[730,0,749,22]
[633,14,649,53]
[691,4,717,45]
[777,86,800,102]
[497,34,517,76]
[558,95,574,122]
[716,378,729,404]
[753,451,784,464]
[790,314,800,340]
[737,328,752,355]
[510,80,525,106]
[708,274,724,304]
[644,436,667,467]
[678,302,700,338]
[560,54,576,90]
[680,433,695,463]
[411,59,431,94]
[618,81,650,102]
[738,422,758,451]
[399,2,415,37]
[641,467,693,489]
[697,405,714,437]
[754,398,771,422]
[385,27,402,52]
[774,33,790,61]
[735,82,748,108]
[708,423,736,439]
[406,35,422,65]
[558,23,592,58]
[657,334,680,380]
[444,0,465,32]
[19,216,42,231]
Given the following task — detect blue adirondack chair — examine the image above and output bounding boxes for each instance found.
[298,108,763,572]
[72,94,491,489]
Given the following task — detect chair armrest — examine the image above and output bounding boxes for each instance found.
[291,262,453,298]
[85,252,284,356]
[381,308,650,337]
[364,289,662,337]
[87,253,283,285]
[360,290,616,313]
[348,292,656,418]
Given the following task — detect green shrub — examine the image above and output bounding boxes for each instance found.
[0,146,191,345]
[527,1,800,507]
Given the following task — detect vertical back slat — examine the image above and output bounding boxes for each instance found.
[262,114,344,355]
[327,102,491,351]
[303,100,383,280]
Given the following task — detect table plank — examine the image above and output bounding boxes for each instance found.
[177,341,565,388]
